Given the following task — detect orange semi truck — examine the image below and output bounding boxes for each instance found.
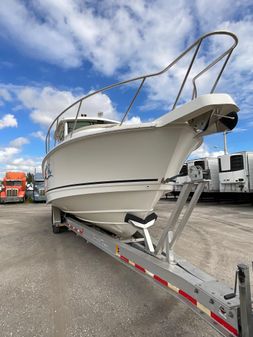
[0,172,26,203]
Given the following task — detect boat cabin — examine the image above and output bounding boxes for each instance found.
[54,117,119,142]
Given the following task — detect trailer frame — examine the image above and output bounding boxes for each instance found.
[51,179,253,337]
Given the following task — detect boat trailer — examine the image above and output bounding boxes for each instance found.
[51,169,253,337]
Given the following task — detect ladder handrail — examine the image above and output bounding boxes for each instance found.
[45,31,238,153]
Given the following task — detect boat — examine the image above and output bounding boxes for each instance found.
[42,31,239,238]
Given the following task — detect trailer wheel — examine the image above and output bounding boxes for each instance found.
[52,224,60,234]
[51,207,61,234]
[51,207,68,234]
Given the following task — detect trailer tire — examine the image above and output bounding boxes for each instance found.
[52,224,60,234]
[51,208,68,233]
[51,208,61,234]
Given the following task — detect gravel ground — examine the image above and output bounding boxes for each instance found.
[0,201,252,337]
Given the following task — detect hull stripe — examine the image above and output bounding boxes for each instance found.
[47,178,159,192]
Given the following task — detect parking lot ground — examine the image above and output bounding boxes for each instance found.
[0,201,252,337]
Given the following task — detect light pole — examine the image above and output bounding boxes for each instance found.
[223,130,231,155]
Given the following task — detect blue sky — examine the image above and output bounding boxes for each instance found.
[0,0,252,178]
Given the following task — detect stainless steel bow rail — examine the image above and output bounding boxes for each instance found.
[51,177,253,337]
[46,31,238,153]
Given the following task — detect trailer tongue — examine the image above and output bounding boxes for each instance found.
[51,174,253,337]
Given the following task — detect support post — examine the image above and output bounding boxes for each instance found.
[155,183,192,254]
[169,181,206,249]
[238,264,253,337]
[165,230,176,264]
[155,181,206,256]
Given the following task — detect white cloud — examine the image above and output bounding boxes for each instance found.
[32,131,46,141]
[0,88,11,101]
[0,137,41,178]
[80,90,118,121]
[0,137,33,177]
[124,116,142,125]
[17,86,77,126]
[0,0,80,68]
[0,146,20,162]
[190,143,224,159]
[0,114,17,129]
[6,157,42,173]
[1,84,118,127]
[233,127,247,133]
[0,0,193,74]
[10,137,29,148]
[0,0,252,121]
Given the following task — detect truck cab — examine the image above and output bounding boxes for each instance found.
[33,173,46,202]
[0,172,26,203]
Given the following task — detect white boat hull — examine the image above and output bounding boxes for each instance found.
[43,124,201,237]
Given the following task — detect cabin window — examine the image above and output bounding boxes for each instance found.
[56,123,65,142]
[179,164,188,176]
[68,120,94,133]
[230,155,244,171]
[55,119,118,142]
[6,181,22,186]
[194,160,205,170]
[67,120,113,134]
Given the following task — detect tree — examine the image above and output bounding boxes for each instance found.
[26,172,34,184]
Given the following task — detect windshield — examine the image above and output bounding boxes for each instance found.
[55,119,117,142]
[6,181,22,186]
[67,119,115,134]
[35,181,44,188]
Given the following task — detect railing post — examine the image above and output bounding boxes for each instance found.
[71,100,83,138]
[120,78,146,125]
[172,40,202,110]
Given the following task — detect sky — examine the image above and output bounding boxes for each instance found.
[0,0,253,178]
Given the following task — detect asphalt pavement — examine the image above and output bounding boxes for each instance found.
[0,201,252,337]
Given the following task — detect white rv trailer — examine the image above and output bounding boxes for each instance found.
[171,157,220,198]
[218,151,253,200]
